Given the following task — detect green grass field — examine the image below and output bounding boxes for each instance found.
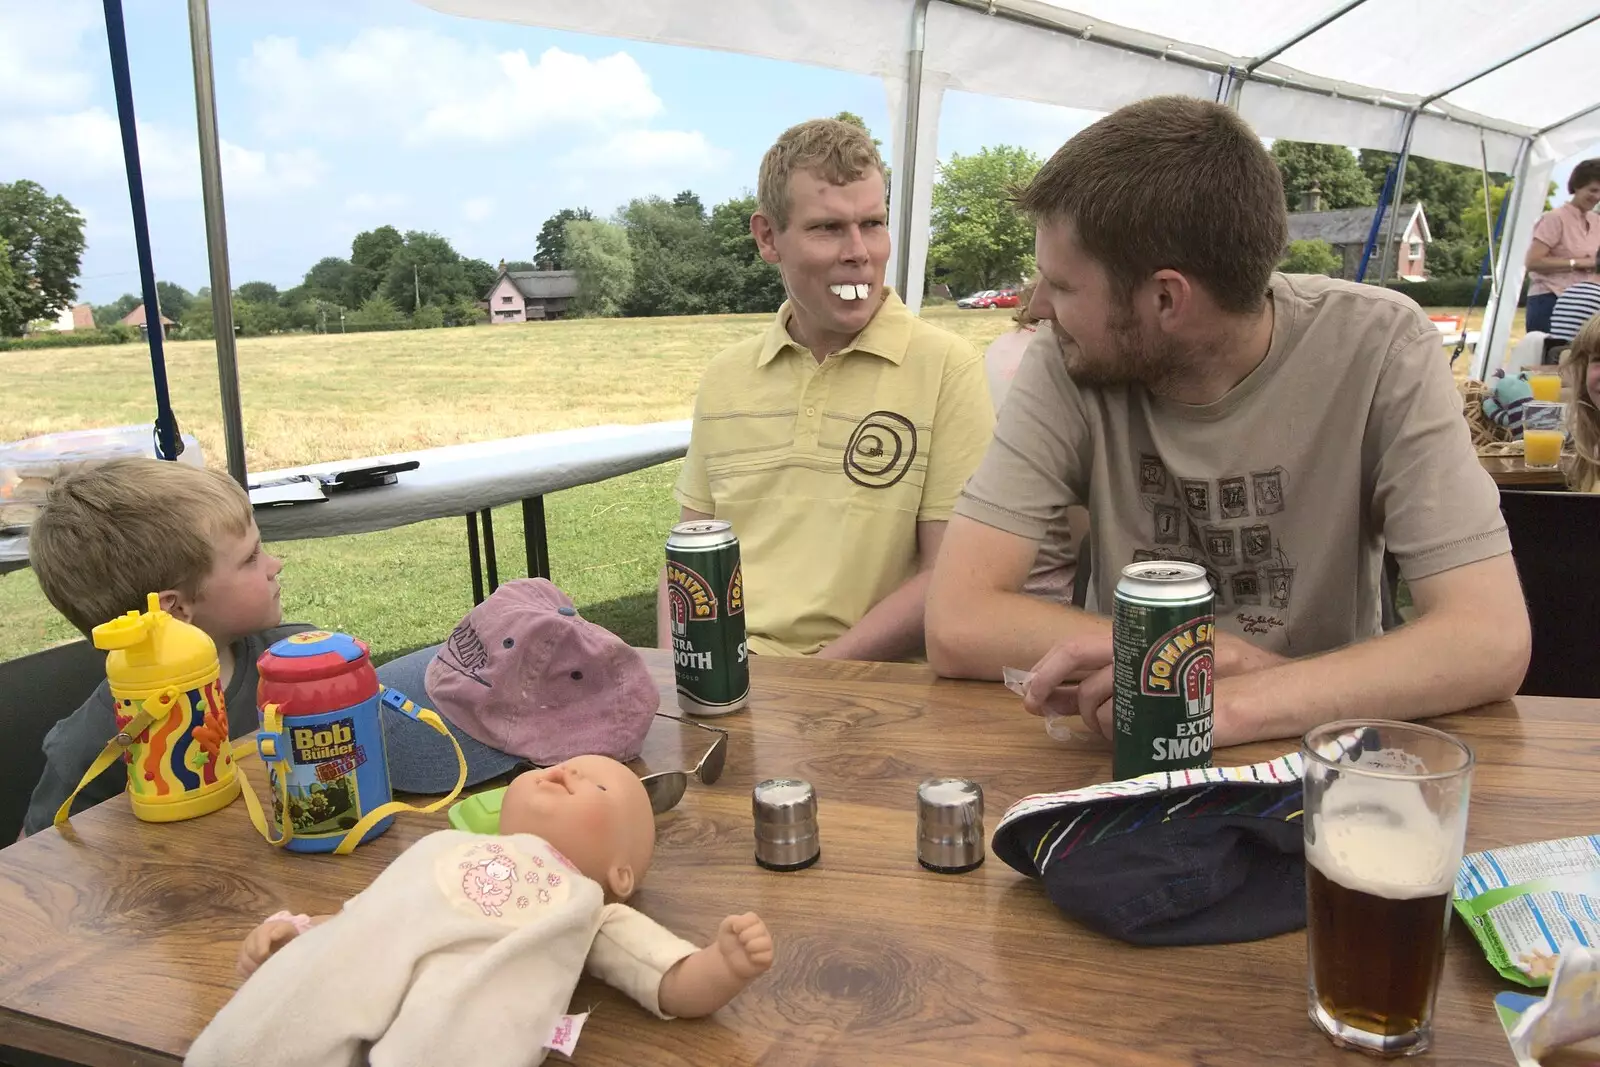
[0,307,1024,663]
[0,300,1519,663]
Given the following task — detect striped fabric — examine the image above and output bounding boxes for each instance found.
[1549,281,1600,341]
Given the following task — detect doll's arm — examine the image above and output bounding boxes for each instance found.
[588,904,773,1019]
[238,912,335,977]
[656,912,774,1019]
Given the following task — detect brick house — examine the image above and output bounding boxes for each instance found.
[1285,187,1431,281]
[483,269,579,323]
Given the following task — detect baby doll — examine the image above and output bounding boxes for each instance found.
[185,755,773,1067]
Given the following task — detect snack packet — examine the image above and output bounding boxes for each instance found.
[1002,667,1073,741]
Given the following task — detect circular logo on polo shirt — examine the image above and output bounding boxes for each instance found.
[844,410,917,489]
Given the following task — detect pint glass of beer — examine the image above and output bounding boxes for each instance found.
[1302,720,1474,1056]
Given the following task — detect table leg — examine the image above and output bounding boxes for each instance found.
[522,496,550,579]
[466,513,484,605]
[482,508,500,594]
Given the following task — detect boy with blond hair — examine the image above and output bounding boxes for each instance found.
[661,117,993,661]
[22,458,310,834]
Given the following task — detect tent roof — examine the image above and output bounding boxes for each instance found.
[415,0,1600,168]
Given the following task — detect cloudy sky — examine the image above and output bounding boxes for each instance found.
[3,0,1595,305]
[0,0,1101,304]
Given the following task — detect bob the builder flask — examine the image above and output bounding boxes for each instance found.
[55,592,241,827]
[249,630,465,855]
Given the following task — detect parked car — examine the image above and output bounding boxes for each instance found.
[961,288,1019,309]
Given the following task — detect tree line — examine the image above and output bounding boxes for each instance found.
[2,128,1541,341]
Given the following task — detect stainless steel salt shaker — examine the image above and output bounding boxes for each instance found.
[917,777,984,873]
[752,778,819,871]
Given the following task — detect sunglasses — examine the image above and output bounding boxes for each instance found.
[640,713,729,814]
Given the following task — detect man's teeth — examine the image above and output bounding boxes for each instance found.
[828,284,871,301]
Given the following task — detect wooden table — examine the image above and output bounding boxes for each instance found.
[1,653,1594,1066]
[1480,453,1571,488]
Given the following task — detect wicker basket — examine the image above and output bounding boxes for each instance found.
[1460,380,1523,455]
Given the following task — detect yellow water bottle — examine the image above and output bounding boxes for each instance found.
[55,593,241,826]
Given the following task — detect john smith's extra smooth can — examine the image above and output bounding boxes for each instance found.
[1112,560,1216,780]
[665,519,750,716]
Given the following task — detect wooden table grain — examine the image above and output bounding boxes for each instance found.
[1,651,1595,1066]
[1480,453,1571,488]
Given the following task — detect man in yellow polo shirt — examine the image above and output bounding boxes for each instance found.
[659,117,993,660]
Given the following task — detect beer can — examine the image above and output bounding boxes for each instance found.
[1112,560,1215,780]
[665,519,749,716]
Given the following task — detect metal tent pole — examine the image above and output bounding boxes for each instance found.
[102,0,181,462]
[1476,138,1535,380]
[1376,112,1417,287]
[893,0,931,297]
[187,0,247,486]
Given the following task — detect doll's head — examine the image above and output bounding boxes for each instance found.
[498,755,656,902]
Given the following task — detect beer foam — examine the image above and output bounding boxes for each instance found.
[1307,774,1461,899]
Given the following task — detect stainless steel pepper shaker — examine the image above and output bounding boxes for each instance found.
[752,778,819,871]
[917,777,984,873]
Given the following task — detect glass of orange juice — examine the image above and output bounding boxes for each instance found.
[1527,373,1562,402]
[1522,401,1567,469]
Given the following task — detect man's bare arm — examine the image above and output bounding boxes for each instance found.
[925,515,1110,680]
[816,521,946,662]
[1057,554,1530,746]
[657,506,711,648]
[1218,553,1529,742]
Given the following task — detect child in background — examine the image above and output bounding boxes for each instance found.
[1567,316,1600,492]
[22,458,311,834]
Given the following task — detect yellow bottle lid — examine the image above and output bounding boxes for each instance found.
[92,593,219,693]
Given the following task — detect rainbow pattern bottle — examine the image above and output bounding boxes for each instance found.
[88,592,241,822]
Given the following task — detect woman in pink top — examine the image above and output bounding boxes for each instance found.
[982,279,1087,604]
[1525,158,1600,334]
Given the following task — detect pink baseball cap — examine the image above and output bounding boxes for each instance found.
[420,579,660,768]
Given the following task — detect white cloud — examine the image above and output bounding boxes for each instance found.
[0,1,97,112]
[0,106,324,201]
[559,129,730,173]
[220,142,325,196]
[241,30,664,146]
[462,196,495,222]
[345,192,409,213]
[0,109,199,198]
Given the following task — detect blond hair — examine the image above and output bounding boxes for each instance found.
[1567,317,1600,492]
[1018,95,1286,314]
[757,118,886,231]
[30,457,253,635]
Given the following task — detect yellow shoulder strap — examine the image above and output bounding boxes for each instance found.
[52,688,175,828]
[241,688,467,855]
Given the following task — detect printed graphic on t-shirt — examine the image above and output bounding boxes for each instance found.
[843,410,918,489]
[1219,477,1250,520]
[1137,464,1295,639]
[437,838,573,923]
[1139,453,1169,496]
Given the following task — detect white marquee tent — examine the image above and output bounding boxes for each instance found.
[412,0,1600,383]
[179,0,1600,475]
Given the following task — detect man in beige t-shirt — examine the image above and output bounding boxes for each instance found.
[927,96,1530,748]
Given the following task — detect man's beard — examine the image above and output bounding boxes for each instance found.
[1055,305,1196,395]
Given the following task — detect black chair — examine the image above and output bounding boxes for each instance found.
[1499,490,1600,697]
[1072,531,1092,609]
[0,639,106,845]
